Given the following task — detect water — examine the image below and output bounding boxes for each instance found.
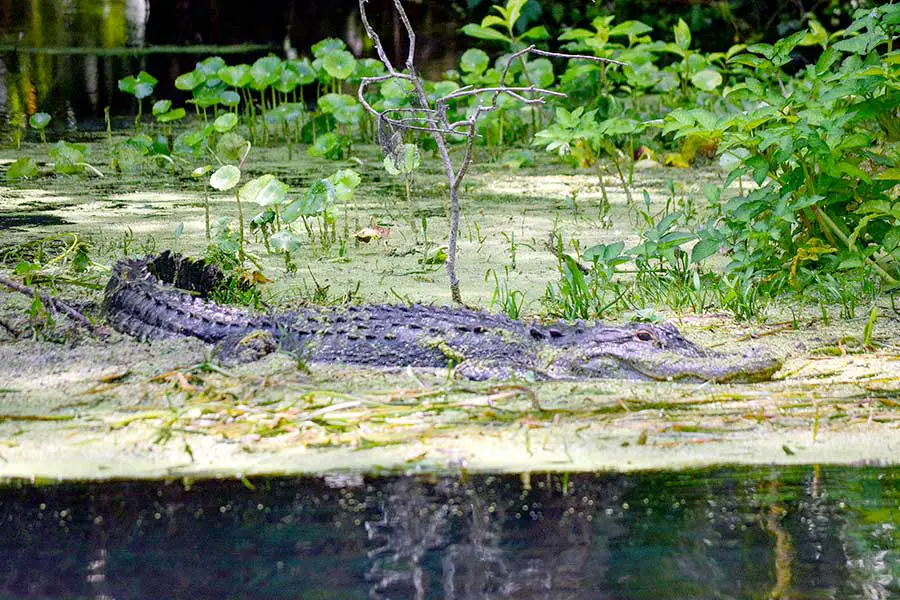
[2,467,899,599]
[0,0,463,131]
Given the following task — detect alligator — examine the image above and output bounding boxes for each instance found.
[103,252,781,382]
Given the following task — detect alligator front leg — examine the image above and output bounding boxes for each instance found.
[214,330,279,365]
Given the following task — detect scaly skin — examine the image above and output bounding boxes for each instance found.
[103,252,782,382]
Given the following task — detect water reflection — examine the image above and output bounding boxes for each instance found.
[1,467,899,598]
[0,0,143,129]
[0,0,462,130]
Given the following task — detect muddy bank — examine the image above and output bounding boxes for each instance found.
[1,141,898,480]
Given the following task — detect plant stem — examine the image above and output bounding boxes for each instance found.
[235,189,245,263]
[815,207,897,284]
[204,191,211,240]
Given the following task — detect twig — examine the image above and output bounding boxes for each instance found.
[0,274,106,336]
[357,2,621,305]
[528,47,625,66]
[544,233,591,274]
[438,86,566,102]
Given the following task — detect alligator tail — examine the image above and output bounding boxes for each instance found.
[104,251,272,344]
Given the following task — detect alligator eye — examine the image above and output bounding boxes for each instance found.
[635,330,654,342]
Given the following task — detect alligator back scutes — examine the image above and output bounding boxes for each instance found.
[104,253,270,343]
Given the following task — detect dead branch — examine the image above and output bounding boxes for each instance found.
[0,274,107,337]
[357,0,620,304]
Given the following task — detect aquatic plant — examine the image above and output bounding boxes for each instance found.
[118,71,157,132]
[357,0,614,303]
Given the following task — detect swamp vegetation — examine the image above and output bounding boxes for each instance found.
[0,0,898,480]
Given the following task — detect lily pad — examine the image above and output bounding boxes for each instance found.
[209,164,241,191]
[240,174,290,207]
[214,113,239,133]
[6,157,39,181]
[28,113,51,130]
[322,50,357,80]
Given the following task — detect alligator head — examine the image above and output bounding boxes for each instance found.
[546,322,781,383]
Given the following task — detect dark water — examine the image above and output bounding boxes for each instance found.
[1,0,869,134]
[0,0,464,131]
[2,467,899,599]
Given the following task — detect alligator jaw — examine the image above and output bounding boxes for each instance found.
[609,351,782,383]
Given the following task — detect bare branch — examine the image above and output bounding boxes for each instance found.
[379,119,464,135]
[392,0,417,70]
[528,47,626,66]
[437,86,566,104]
[381,107,438,114]
[0,274,106,336]
[358,0,396,74]
[355,3,626,306]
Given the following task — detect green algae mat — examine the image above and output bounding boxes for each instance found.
[1,144,899,480]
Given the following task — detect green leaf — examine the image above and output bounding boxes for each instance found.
[318,93,361,125]
[306,132,347,160]
[325,168,362,202]
[196,56,225,77]
[156,108,186,123]
[209,164,241,191]
[875,167,900,180]
[218,64,252,88]
[674,19,691,51]
[384,144,420,176]
[801,20,828,47]
[311,38,346,59]
[219,91,241,107]
[746,156,769,185]
[610,20,653,38]
[216,132,249,162]
[152,100,172,116]
[691,238,721,264]
[270,230,303,253]
[520,25,550,40]
[322,49,357,80]
[690,69,722,91]
[15,261,41,275]
[833,31,882,55]
[240,174,290,207]
[525,58,554,87]
[191,165,212,179]
[250,55,283,89]
[746,43,774,60]
[421,246,447,265]
[460,48,490,74]
[283,179,336,221]
[771,30,807,65]
[427,80,459,101]
[582,241,625,262]
[28,112,51,130]
[6,157,39,181]
[317,93,355,114]
[284,59,316,85]
[175,70,206,91]
[49,141,87,174]
[273,68,300,93]
[213,112,239,133]
[884,228,900,254]
[380,78,415,99]
[461,23,511,43]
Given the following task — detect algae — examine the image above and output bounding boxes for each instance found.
[1,138,899,480]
